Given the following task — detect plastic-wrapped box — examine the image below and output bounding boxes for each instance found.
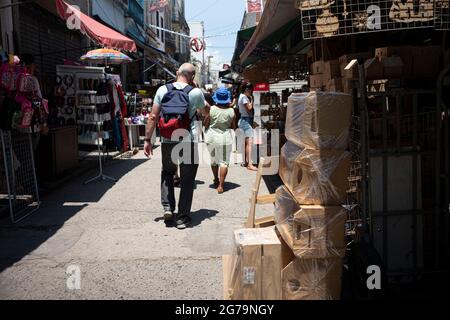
[285,92,352,150]
[282,257,343,300]
[224,227,282,300]
[280,141,352,205]
[274,186,300,247]
[293,206,347,259]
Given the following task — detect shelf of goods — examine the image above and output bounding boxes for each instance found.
[56,66,106,147]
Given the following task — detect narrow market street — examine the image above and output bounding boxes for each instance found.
[0,145,273,300]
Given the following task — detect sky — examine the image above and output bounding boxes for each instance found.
[185,0,246,70]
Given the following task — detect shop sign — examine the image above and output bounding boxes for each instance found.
[298,0,450,39]
[254,82,270,91]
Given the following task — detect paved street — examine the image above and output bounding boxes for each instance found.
[0,143,273,300]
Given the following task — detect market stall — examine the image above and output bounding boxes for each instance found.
[227,0,450,299]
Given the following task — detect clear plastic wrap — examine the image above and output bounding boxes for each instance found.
[274,184,347,259]
[274,186,300,248]
[280,142,352,205]
[285,92,352,150]
[293,206,347,259]
[282,257,343,300]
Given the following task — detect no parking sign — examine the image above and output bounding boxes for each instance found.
[190,37,205,52]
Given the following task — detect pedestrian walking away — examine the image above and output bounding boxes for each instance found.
[205,87,236,194]
[144,63,207,229]
[238,82,258,171]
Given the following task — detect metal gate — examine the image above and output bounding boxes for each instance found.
[0,129,40,223]
[351,77,450,281]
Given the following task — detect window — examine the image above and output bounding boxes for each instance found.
[156,11,160,38]
[161,16,164,43]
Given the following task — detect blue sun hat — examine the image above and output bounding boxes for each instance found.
[213,87,231,105]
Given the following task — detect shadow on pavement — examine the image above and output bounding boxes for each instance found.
[208,182,242,192]
[189,209,219,227]
[0,158,148,273]
[156,209,219,229]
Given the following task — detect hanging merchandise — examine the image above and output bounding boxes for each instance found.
[0,61,26,92]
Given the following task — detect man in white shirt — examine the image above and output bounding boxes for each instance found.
[144,63,206,229]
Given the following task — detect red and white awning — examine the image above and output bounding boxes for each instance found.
[56,0,137,52]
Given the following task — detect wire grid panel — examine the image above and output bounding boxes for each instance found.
[299,0,449,39]
[0,130,40,223]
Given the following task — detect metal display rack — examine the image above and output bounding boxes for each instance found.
[0,129,40,223]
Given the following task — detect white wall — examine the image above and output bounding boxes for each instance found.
[188,21,204,64]
[91,0,126,34]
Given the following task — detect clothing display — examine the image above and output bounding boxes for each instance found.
[0,61,48,133]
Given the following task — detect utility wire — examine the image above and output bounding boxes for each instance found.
[187,0,220,21]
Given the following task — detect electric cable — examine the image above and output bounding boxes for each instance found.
[187,0,221,21]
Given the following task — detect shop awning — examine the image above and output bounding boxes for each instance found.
[240,0,301,64]
[56,0,137,52]
[231,26,256,65]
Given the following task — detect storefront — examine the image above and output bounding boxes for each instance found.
[0,0,138,213]
[228,0,450,299]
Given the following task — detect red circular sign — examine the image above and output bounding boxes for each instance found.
[190,37,205,53]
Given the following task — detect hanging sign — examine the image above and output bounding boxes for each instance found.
[298,0,450,39]
[190,37,205,52]
[149,0,169,13]
[246,0,263,13]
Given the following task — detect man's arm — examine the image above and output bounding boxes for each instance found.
[144,104,160,158]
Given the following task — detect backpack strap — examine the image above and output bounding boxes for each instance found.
[183,85,194,95]
[166,83,175,91]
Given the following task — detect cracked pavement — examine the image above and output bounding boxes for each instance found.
[0,144,273,300]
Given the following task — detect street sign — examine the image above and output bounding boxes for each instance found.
[190,37,205,52]
[298,0,450,39]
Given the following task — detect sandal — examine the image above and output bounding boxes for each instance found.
[217,186,224,194]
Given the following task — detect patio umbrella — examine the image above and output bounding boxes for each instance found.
[81,48,133,66]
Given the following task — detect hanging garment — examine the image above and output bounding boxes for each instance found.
[112,115,123,151]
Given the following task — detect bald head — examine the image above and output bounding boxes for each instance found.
[177,63,196,84]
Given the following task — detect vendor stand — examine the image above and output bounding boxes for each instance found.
[228,0,450,299]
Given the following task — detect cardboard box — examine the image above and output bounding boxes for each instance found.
[274,185,301,248]
[342,78,355,94]
[375,46,413,78]
[309,74,324,89]
[412,46,441,78]
[339,52,371,79]
[325,78,343,92]
[282,257,343,300]
[364,58,384,80]
[285,92,353,150]
[311,60,340,78]
[382,56,404,79]
[293,206,347,259]
[225,227,282,300]
[280,143,352,205]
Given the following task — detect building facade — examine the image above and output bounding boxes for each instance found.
[171,0,190,64]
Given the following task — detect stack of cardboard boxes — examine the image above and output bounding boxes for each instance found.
[309,46,443,94]
[276,91,353,300]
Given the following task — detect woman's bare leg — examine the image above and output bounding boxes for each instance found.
[218,166,228,194]
[246,138,258,171]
